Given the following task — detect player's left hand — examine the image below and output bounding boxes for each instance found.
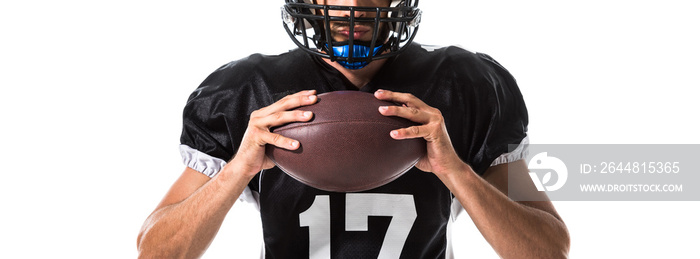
[375,89,470,176]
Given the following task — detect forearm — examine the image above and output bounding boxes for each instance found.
[137,164,253,259]
[438,164,570,258]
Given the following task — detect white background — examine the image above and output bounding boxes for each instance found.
[1,0,698,258]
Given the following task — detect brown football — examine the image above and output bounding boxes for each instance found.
[265,91,426,192]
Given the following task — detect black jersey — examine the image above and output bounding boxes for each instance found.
[180,43,528,258]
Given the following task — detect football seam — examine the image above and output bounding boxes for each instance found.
[274,120,413,132]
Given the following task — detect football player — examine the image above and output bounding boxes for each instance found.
[137,0,570,258]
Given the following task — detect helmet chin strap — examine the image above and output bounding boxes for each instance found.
[327,42,386,70]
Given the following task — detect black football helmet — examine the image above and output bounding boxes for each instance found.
[282,0,421,69]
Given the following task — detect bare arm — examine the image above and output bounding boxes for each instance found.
[136,165,252,258]
[375,89,569,258]
[439,160,570,258]
[137,90,317,258]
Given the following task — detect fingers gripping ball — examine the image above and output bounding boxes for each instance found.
[265,91,426,192]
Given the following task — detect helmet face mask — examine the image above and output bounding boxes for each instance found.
[282,0,421,69]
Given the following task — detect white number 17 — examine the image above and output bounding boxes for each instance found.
[299,194,417,259]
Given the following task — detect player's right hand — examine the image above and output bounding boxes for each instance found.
[231,90,317,178]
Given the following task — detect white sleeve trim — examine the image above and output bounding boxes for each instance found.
[446,197,463,259]
[179,144,227,178]
[179,145,262,208]
[239,185,261,209]
[489,135,529,166]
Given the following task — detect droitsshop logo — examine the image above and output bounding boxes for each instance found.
[528,152,568,192]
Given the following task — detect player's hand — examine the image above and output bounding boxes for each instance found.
[231,90,317,178]
[374,89,469,176]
